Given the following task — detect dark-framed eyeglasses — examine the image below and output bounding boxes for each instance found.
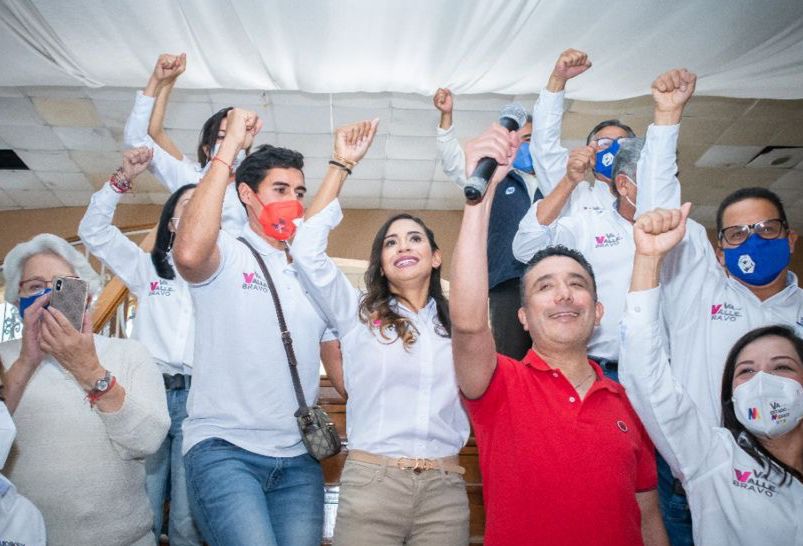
[18,275,79,297]
[718,218,787,246]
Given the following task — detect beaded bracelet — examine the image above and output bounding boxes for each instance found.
[109,167,132,193]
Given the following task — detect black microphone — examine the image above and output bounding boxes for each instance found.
[464,103,528,201]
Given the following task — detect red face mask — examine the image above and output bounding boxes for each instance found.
[254,196,304,241]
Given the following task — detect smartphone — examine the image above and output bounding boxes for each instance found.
[49,276,88,331]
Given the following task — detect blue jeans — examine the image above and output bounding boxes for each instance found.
[656,453,694,546]
[184,438,324,546]
[145,386,202,546]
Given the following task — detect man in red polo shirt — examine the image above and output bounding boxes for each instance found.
[449,123,667,546]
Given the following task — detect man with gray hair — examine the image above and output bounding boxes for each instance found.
[512,138,646,381]
[513,65,696,381]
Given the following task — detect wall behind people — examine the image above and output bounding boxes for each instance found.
[0,206,797,281]
[0,205,464,275]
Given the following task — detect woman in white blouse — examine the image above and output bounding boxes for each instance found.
[78,147,201,545]
[292,120,470,545]
[620,205,803,546]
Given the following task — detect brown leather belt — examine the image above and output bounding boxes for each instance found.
[348,449,465,475]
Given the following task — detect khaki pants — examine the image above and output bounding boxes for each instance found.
[333,458,470,546]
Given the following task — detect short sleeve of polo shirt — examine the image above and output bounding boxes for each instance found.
[190,230,234,287]
[461,353,516,425]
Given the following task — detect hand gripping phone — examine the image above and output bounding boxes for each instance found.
[49,276,88,331]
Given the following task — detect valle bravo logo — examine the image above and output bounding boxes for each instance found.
[732,467,777,497]
[710,302,743,322]
[148,279,175,297]
[594,233,623,248]
[769,400,791,424]
[241,271,269,293]
[746,407,760,420]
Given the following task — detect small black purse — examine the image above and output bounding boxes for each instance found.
[239,237,342,461]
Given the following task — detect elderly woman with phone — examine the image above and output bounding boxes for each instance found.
[0,234,169,545]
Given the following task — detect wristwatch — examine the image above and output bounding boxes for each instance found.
[86,370,116,407]
[91,370,113,394]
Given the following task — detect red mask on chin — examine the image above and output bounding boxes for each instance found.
[254,196,304,241]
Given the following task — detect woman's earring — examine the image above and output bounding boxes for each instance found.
[168,231,175,251]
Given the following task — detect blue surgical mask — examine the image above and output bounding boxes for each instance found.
[594,138,621,179]
[512,142,534,174]
[18,287,51,319]
[723,235,790,286]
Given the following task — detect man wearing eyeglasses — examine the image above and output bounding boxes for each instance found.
[658,187,800,428]
[514,65,697,382]
[531,49,695,218]
[643,186,801,545]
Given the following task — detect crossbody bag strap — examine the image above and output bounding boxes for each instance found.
[238,237,308,410]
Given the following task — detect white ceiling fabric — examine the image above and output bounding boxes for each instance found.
[1,0,802,100]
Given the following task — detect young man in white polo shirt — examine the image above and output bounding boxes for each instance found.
[172,108,373,546]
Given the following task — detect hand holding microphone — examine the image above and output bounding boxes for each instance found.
[464,103,528,201]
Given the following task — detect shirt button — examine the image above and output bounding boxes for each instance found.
[569,396,576,403]
[634,306,642,313]
[552,372,559,378]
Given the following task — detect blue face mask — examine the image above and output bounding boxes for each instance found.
[18,288,51,319]
[512,142,534,174]
[594,138,621,179]
[723,235,790,286]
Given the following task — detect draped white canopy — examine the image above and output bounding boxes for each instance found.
[2,0,803,100]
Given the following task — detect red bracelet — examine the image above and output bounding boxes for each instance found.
[109,168,132,193]
[212,156,233,174]
[86,376,117,407]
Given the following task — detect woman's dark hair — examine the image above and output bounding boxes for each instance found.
[358,213,450,349]
[151,184,197,279]
[721,324,803,485]
[197,107,233,166]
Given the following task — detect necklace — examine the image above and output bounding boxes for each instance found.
[572,371,595,390]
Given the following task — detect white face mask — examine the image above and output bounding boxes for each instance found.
[733,371,803,438]
[621,175,637,209]
[0,402,16,468]
[204,144,247,174]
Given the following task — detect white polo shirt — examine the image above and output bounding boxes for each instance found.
[123,91,246,235]
[292,199,470,458]
[530,88,680,218]
[78,185,194,375]
[660,219,803,427]
[183,226,332,457]
[620,288,803,546]
[513,121,681,361]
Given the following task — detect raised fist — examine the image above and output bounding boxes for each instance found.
[152,53,186,83]
[121,146,153,181]
[566,145,595,184]
[551,49,592,82]
[334,119,379,166]
[652,68,697,113]
[433,88,454,114]
[225,109,262,150]
[633,203,692,257]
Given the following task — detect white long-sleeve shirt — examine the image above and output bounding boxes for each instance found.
[0,475,46,546]
[436,124,540,200]
[123,91,246,235]
[292,199,470,459]
[512,123,681,360]
[660,219,803,428]
[78,184,194,375]
[530,88,680,218]
[620,287,803,546]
